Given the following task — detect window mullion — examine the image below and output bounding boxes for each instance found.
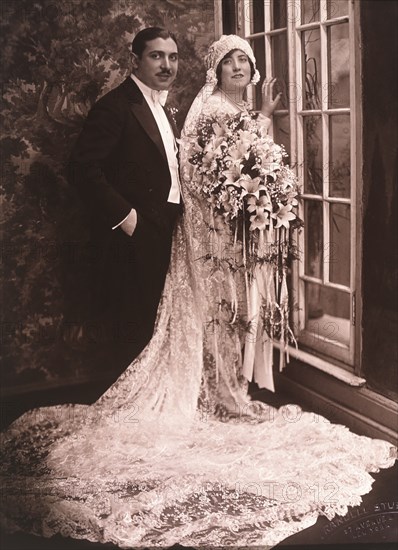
[290,0,305,334]
[287,0,298,170]
[264,4,272,83]
[321,3,329,286]
[214,0,223,37]
[350,0,361,369]
[320,0,328,22]
[241,0,250,36]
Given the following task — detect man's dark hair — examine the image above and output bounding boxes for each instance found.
[216,49,255,86]
[131,27,178,58]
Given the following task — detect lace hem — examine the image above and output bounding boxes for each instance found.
[1,407,396,548]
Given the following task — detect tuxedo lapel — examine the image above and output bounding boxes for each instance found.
[119,78,168,163]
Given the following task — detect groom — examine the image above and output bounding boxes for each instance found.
[68,27,181,373]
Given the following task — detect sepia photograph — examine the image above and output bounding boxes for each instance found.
[1,1,397,549]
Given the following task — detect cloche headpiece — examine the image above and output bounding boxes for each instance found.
[182,35,260,136]
[204,34,260,86]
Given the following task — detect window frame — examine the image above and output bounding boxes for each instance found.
[215,0,363,377]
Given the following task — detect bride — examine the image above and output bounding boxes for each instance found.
[1,35,396,549]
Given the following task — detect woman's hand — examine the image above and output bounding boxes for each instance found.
[261,78,282,118]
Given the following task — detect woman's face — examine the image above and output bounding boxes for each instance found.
[218,49,252,93]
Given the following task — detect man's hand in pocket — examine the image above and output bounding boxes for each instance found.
[120,209,138,237]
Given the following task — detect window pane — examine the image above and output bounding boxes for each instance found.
[305,200,323,279]
[305,282,350,347]
[329,114,350,198]
[328,23,350,108]
[329,203,350,286]
[272,0,287,29]
[327,0,349,18]
[251,38,266,109]
[249,0,265,33]
[274,115,291,159]
[301,0,320,24]
[271,32,289,110]
[302,29,321,110]
[303,116,323,194]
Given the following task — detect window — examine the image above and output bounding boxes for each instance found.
[294,0,356,369]
[223,0,359,371]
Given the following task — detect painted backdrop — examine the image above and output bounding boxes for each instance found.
[1,0,215,389]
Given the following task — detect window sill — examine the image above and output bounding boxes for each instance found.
[274,344,366,387]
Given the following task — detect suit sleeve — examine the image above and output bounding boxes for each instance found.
[67,97,133,228]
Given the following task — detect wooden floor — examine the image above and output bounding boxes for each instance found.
[1,381,397,550]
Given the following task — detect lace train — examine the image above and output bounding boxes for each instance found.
[1,399,396,548]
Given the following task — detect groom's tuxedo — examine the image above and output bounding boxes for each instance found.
[68,76,181,371]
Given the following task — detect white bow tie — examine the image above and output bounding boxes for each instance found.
[151,89,168,107]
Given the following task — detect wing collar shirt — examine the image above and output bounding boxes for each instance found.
[131,74,181,204]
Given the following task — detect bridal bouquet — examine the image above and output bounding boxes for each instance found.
[185,110,302,391]
[188,111,302,237]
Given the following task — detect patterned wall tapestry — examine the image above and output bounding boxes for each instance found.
[1,0,215,389]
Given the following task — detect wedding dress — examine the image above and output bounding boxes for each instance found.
[1,94,396,549]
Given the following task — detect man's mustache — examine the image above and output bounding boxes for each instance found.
[156,70,173,76]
